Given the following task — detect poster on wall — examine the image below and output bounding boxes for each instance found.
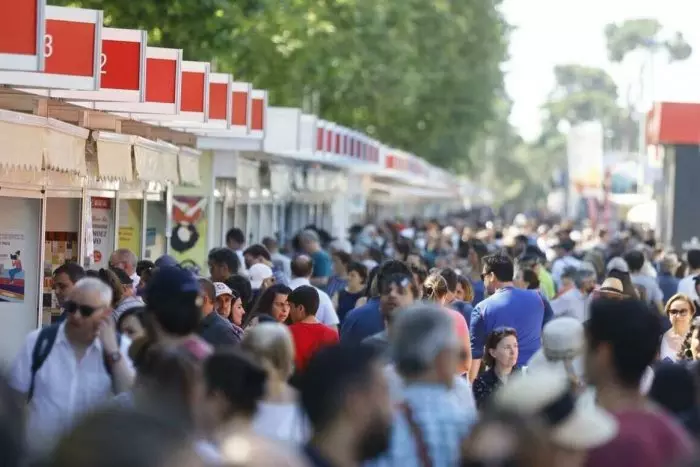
[91,198,114,268]
[0,231,26,303]
[171,196,208,274]
[118,200,142,257]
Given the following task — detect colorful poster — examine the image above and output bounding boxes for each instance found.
[0,231,26,303]
[171,196,208,273]
[91,197,113,268]
[118,200,142,257]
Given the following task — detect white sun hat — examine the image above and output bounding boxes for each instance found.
[494,368,618,450]
[527,317,585,380]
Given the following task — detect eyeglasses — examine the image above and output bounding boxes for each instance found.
[64,301,101,317]
[669,308,690,317]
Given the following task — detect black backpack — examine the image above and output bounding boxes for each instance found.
[27,323,121,402]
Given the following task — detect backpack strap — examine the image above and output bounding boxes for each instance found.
[398,402,432,467]
[28,324,60,403]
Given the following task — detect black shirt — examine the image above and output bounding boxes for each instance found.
[198,312,240,347]
[304,444,336,467]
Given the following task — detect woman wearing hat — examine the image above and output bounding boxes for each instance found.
[527,317,585,393]
[494,369,618,467]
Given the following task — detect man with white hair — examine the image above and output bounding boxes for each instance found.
[9,277,135,455]
[109,248,139,290]
[375,303,475,466]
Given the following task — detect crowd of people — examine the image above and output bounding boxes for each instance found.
[2,219,700,466]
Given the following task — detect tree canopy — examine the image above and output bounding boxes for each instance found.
[605,18,692,63]
[52,0,509,170]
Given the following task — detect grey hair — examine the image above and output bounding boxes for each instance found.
[574,267,596,289]
[241,322,295,377]
[73,277,113,306]
[113,248,137,268]
[299,229,319,244]
[391,302,457,378]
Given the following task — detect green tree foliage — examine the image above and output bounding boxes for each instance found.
[52,0,509,170]
[605,19,692,63]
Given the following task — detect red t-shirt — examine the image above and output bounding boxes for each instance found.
[585,408,694,467]
[289,322,339,371]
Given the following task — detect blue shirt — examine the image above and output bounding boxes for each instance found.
[471,279,485,306]
[657,273,680,304]
[367,384,474,467]
[450,300,474,331]
[311,250,332,278]
[470,287,545,365]
[340,297,383,344]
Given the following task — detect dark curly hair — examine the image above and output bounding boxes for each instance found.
[678,317,700,361]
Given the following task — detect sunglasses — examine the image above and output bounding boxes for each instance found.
[480,271,492,281]
[669,309,690,317]
[64,301,101,317]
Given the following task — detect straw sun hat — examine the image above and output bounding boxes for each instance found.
[494,369,618,450]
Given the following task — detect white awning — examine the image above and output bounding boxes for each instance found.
[132,136,179,183]
[178,146,201,186]
[0,110,45,171]
[44,118,89,175]
[90,131,134,181]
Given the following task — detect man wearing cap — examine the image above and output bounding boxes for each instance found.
[197,278,241,346]
[244,243,288,286]
[144,267,212,360]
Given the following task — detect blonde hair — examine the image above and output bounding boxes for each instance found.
[241,323,295,378]
[423,272,449,302]
[665,293,696,318]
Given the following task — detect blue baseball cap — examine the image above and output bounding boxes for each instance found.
[145,266,200,307]
[154,254,178,268]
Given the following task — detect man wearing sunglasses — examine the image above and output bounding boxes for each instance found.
[9,278,135,456]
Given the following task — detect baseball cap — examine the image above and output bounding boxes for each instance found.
[214,282,233,298]
[248,263,273,289]
[154,254,178,268]
[145,266,200,308]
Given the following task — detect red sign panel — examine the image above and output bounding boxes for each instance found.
[146,58,176,104]
[181,71,205,112]
[326,130,333,152]
[251,98,264,131]
[101,39,140,90]
[44,19,95,76]
[208,82,227,120]
[317,128,324,152]
[232,91,248,127]
[0,0,39,55]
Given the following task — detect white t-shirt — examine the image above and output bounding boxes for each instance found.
[678,275,699,302]
[252,401,309,445]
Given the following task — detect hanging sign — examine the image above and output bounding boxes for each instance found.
[207,73,232,128]
[55,27,147,102]
[0,6,102,90]
[96,46,182,116]
[250,89,267,137]
[90,197,113,268]
[230,81,251,134]
[0,0,45,72]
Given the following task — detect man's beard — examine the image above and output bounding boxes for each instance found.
[356,416,391,461]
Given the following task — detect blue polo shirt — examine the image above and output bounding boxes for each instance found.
[471,279,485,306]
[340,297,383,344]
[450,300,474,331]
[470,287,545,365]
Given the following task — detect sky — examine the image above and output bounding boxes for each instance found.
[502,0,700,141]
